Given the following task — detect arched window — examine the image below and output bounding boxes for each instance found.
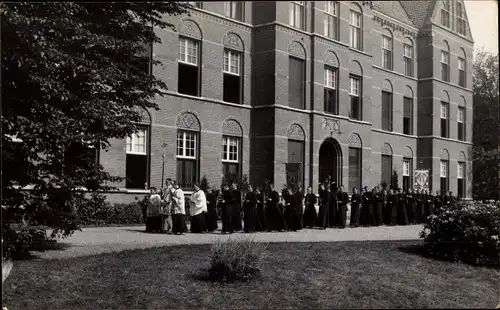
[381,29,393,70]
[349,61,363,120]
[381,80,393,132]
[222,32,244,104]
[441,40,450,82]
[458,96,466,141]
[457,151,466,198]
[403,38,414,77]
[221,118,243,185]
[440,91,450,138]
[349,3,362,50]
[458,48,467,87]
[125,108,152,189]
[176,112,201,189]
[288,40,306,110]
[323,51,340,115]
[381,143,393,188]
[403,86,414,135]
[440,149,450,194]
[177,20,202,97]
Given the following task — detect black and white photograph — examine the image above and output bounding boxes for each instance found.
[2,1,499,309]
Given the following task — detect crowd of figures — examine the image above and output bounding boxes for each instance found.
[143,178,459,235]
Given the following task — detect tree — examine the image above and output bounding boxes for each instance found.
[1,2,190,253]
[472,49,500,200]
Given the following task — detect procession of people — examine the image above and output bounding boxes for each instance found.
[144,177,459,235]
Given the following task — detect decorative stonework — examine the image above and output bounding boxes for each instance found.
[460,95,466,106]
[442,90,450,102]
[403,146,413,158]
[372,15,418,39]
[382,143,393,156]
[190,10,251,33]
[177,19,202,40]
[176,112,201,131]
[276,25,307,40]
[322,118,341,134]
[348,133,362,148]
[382,79,393,92]
[440,149,450,160]
[404,85,413,98]
[313,36,350,52]
[349,61,363,76]
[288,40,306,59]
[222,119,243,137]
[133,106,151,124]
[287,123,305,141]
[458,151,466,162]
[323,50,339,67]
[223,32,244,51]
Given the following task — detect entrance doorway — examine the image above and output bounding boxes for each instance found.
[319,138,342,187]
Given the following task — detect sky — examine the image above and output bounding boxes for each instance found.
[464,0,498,56]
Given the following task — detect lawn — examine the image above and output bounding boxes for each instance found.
[3,240,498,309]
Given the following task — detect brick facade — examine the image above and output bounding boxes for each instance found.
[99,1,474,201]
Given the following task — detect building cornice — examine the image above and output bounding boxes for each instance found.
[430,23,474,45]
[159,90,253,110]
[372,128,418,139]
[418,78,473,93]
[418,136,473,145]
[372,65,418,82]
[188,7,253,32]
[372,11,419,34]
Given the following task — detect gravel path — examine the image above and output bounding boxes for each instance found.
[35,223,424,260]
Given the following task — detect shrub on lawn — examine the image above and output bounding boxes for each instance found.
[2,228,47,260]
[207,238,266,283]
[76,194,143,226]
[420,201,500,267]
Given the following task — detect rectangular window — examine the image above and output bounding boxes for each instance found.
[440,160,449,193]
[177,131,198,189]
[224,1,244,21]
[441,51,450,82]
[349,10,361,50]
[457,162,465,198]
[403,44,413,77]
[178,37,200,96]
[382,91,393,131]
[382,36,392,70]
[222,136,240,184]
[289,57,305,109]
[349,75,361,120]
[324,1,338,40]
[403,97,413,135]
[440,102,449,138]
[348,147,362,192]
[288,139,305,188]
[458,107,465,141]
[441,0,450,28]
[324,67,338,114]
[223,49,242,104]
[126,128,148,189]
[458,57,466,87]
[289,1,304,30]
[403,158,412,191]
[381,155,392,187]
[457,2,467,36]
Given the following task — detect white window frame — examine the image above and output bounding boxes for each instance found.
[325,67,336,89]
[441,102,448,119]
[403,159,411,177]
[457,107,464,123]
[349,76,360,96]
[440,160,448,178]
[178,37,198,66]
[457,2,467,36]
[222,136,239,163]
[176,131,197,159]
[458,57,465,71]
[403,43,413,76]
[382,35,392,70]
[126,128,147,155]
[324,1,338,39]
[441,0,450,28]
[441,51,449,66]
[457,162,464,179]
[223,49,241,76]
[349,10,361,50]
[289,1,304,29]
[224,1,243,20]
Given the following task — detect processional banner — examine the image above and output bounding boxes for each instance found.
[414,170,429,191]
[286,163,302,192]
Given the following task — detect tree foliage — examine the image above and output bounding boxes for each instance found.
[1,2,189,243]
[472,49,500,200]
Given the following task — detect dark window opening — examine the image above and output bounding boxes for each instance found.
[381,155,392,186]
[178,63,199,96]
[382,91,393,131]
[223,162,240,185]
[177,159,197,190]
[289,57,305,110]
[223,74,241,104]
[324,88,337,114]
[403,97,413,135]
[126,154,148,189]
[349,147,362,192]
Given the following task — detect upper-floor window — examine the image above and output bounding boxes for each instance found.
[403,96,413,135]
[223,49,242,104]
[349,75,361,120]
[349,10,362,50]
[289,1,304,30]
[403,43,413,77]
[457,2,467,36]
[440,101,449,138]
[382,90,393,131]
[382,35,393,70]
[441,49,450,82]
[224,2,244,21]
[324,1,339,40]
[458,106,465,141]
[458,56,466,87]
[178,37,200,96]
[324,66,338,115]
[289,56,305,109]
[187,2,202,8]
[441,0,450,28]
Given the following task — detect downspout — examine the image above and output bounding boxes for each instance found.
[309,2,315,189]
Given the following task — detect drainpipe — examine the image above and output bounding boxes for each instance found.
[309,2,315,189]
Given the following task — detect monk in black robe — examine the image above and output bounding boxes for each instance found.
[255,188,266,231]
[295,186,305,230]
[337,186,349,228]
[266,185,285,232]
[414,189,424,223]
[303,186,318,228]
[284,188,300,231]
[387,189,398,225]
[317,184,329,229]
[397,189,409,225]
[243,186,257,233]
[350,187,361,227]
[405,189,416,225]
[221,186,233,233]
[374,187,384,226]
[423,189,434,220]
[230,183,242,232]
[328,187,338,228]
[205,188,218,232]
[361,187,374,227]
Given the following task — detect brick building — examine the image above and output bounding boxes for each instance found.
[99,1,474,203]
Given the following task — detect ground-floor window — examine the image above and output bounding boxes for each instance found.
[348,147,361,192]
[177,130,198,189]
[222,135,240,185]
[288,139,305,189]
[440,160,449,194]
[457,161,465,198]
[403,158,412,191]
[381,155,392,188]
[126,128,148,189]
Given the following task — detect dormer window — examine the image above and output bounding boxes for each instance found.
[441,0,450,28]
[457,2,467,36]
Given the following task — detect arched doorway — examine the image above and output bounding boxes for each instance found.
[319,138,342,187]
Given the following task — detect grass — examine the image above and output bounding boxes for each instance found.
[3,240,499,309]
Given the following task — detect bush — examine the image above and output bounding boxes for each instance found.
[420,201,500,267]
[108,203,143,224]
[207,238,266,283]
[76,193,144,226]
[2,228,47,260]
